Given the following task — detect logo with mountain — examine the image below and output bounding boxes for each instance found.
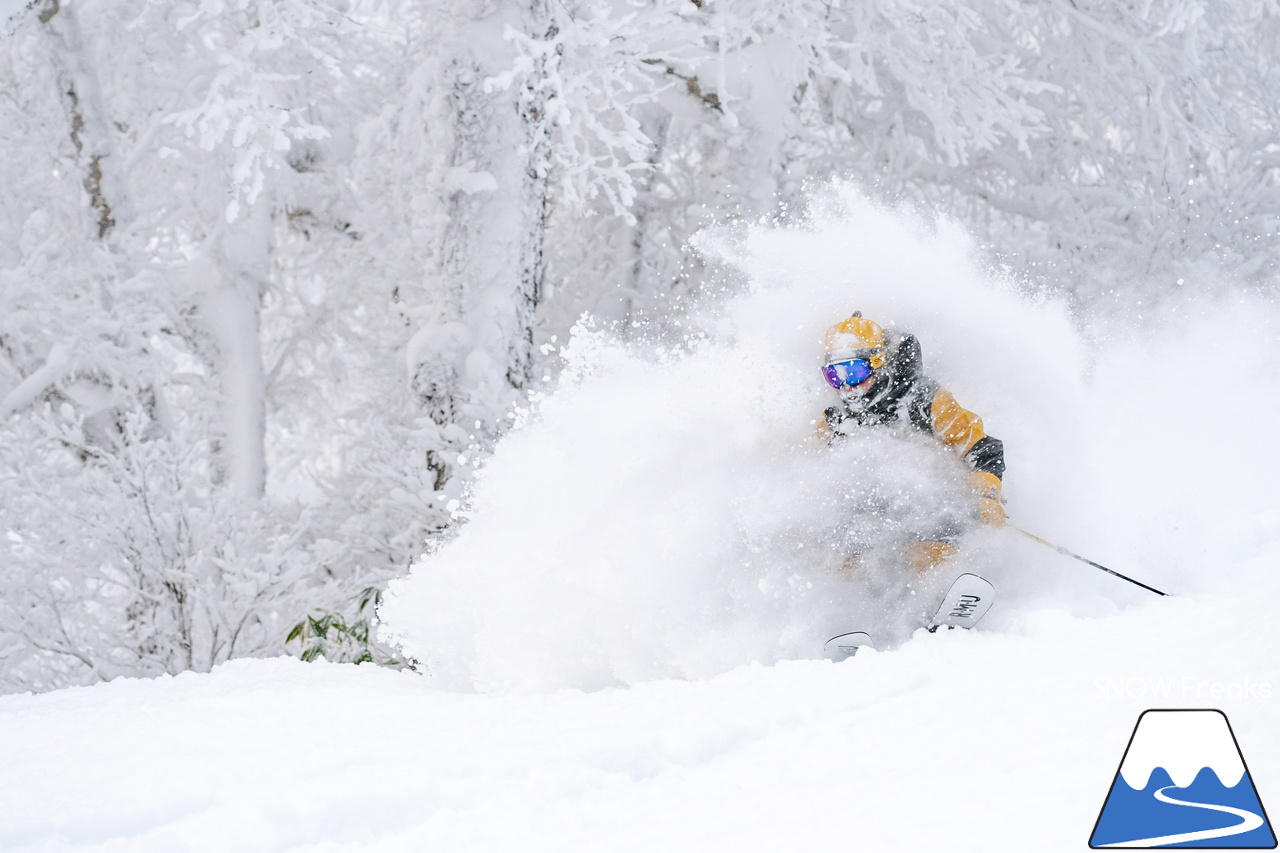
[1090,709,1276,848]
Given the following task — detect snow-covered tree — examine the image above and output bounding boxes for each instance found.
[973,1,1280,304]
[0,0,414,690]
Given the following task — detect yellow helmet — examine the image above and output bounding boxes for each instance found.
[823,312,887,370]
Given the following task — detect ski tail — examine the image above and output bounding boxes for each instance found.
[824,631,874,662]
[927,573,994,631]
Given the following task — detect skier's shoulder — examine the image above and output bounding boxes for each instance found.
[884,329,980,416]
[883,329,937,413]
[883,329,929,387]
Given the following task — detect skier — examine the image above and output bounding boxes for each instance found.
[818,312,1006,574]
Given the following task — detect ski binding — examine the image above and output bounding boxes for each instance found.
[927,572,994,632]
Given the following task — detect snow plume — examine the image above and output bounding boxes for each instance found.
[1080,292,1280,595]
[380,188,1279,692]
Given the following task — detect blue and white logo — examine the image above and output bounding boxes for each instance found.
[1090,709,1276,848]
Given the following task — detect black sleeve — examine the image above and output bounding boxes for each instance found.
[964,435,1005,480]
[881,332,935,434]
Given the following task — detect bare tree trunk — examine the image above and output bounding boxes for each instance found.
[419,0,551,432]
[40,0,130,240]
[194,200,271,501]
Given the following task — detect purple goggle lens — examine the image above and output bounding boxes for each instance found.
[822,359,874,389]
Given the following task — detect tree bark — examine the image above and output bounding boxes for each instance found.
[40,0,130,240]
[422,0,551,427]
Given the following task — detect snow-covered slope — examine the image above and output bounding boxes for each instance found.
[2,197,1276,851]
[1,570,1276,852]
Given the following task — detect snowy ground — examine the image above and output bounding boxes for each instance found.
[2,567,1276,852]
[3,199,1277,851]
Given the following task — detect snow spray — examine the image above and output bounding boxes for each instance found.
[379,188,1280,692]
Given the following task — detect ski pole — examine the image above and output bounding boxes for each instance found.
[1006,523,1169,597]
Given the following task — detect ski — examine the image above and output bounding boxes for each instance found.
[823,631,874,662]
[927,572,994,632]
[824,575,992,658]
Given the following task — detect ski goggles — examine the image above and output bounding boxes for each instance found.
[822,358,875,389]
